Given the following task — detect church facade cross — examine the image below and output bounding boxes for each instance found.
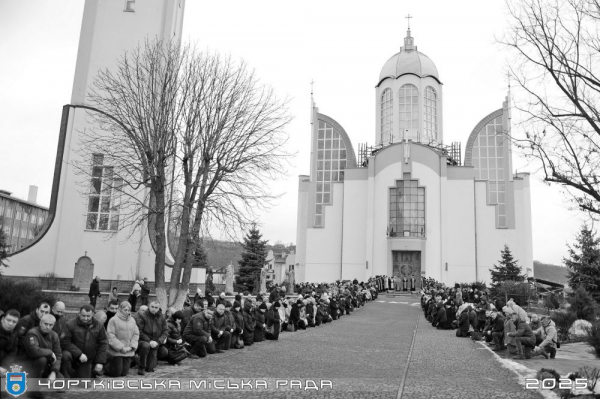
[405,14,412,28]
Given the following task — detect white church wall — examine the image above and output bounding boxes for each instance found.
[441,177,477,285]
[474,181,522,283]
[513,175,534,277]
[304,183,344,283]
[6,1,185,281]
[410,161,442,282]
[295,176,310,283]
[341,176,368,281]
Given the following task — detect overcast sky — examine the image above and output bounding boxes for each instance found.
[0,0,587,265]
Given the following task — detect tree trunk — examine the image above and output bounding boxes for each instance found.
[153,178,168,310]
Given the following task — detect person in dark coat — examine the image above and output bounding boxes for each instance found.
[15,302,51,357]
[181,301,204,333]
[242,301,255,345]
[165,311,184,352]
[456,306,471,337]
[104,301,119,330]
[230,302,244,349]
[182,309,211,358]
[212,304,231,351]
[89,276,101,309]
[468,306,478,332]
[330,298,340,320]
[51,301,67,339]
[268,287,280,304]
[61,305,108,378]
[23,314,62,383]
[507,313,536,359]
[306,299,316,327]
[135,300,169,374]
[254,303,267,342]
[488,311,506,351]
[434,302,450,329]
[140,278,150,306]
[215,293,228,308]
[0,309,20,375]
[265,302,281,340]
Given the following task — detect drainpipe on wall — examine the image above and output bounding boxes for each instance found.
[340,184,345,281]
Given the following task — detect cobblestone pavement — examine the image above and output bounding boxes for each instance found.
[402,309,542,399]
[36,298,542,399]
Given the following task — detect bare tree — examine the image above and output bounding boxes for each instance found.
[167,53,292,308]
[502,0,600,216]
[73,39,184,308]
[75,40,292,309]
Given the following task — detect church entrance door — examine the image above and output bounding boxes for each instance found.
[392,251,421,292]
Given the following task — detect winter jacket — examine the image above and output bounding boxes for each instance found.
[136,310,169,345]
[61,317,108,364]
[539,320,558,349]
[140,283,150,298]
[507,301,528,322]
[23,327,62,372]
[51,312,67,339]
[231,309,244,334]
[242,303,255,333]
[491,314,505,333]
[458,309,470,334]
[215,297,227,307]
[455,291,463,306]
[434,303,447,326]
[212,312,231,335]
[181,306,201,333]
[106,311,139,358]
[224,310,236,332]
[508,319,536,346]
[265,308,281,327]
[166,318,182,349]
[15,311,41,354]
[182,313,211,340]
[504,319,516,346]
[290,304,300,322]
[0,324,18,368]
[89,279,100,297]
[254,310,266,342]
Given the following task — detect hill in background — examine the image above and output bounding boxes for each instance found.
[203,238,295,272]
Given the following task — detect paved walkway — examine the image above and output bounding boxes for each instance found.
[38,298,541,399]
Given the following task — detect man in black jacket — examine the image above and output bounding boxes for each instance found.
[140,278,150,306]
[61,305,108,378]
[89,276,101,309]
[15,302,50,356]
[136,300,169,375]
[51,301,67,339]
[23,314,62,380]
[0,309,20,376]
[489,311,506,351]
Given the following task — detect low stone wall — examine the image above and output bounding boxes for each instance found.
[1,275,224,295]
[44,291,299,311]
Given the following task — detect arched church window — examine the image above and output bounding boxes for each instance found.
[380,88,393,143]
[388,173,425,238]
[399,84,419,141]
[315,120,348,227]
[471,116,507,228]
[423,86,437,142]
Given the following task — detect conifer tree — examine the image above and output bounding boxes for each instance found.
[490,244,526,288]
[564,224,600,302]
[236,226,267,293]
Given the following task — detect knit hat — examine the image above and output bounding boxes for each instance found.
[233,301,241,310]
[274,302,281,308]
[235,294,242,303]
[225,301,232,308]
[259,302,267,310]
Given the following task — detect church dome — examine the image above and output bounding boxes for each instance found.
[378,29,440,84]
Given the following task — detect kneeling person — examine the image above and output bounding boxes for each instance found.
[61,305,108,378]
[23,314,62,381]
[136,300,169,374]
[105,301,139,377]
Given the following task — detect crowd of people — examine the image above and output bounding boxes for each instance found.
[421,279,558,360]
[0,279,379,398]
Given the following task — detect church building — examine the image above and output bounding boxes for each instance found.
[294,29,534,289]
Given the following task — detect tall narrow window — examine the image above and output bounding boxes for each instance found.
[315,120,348,227]
[86,154,122,231]
[423,86,437,142]
[380,88,393,143]
[471,116,507,227]
[389,173,425,238]
[399,84,419,141]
